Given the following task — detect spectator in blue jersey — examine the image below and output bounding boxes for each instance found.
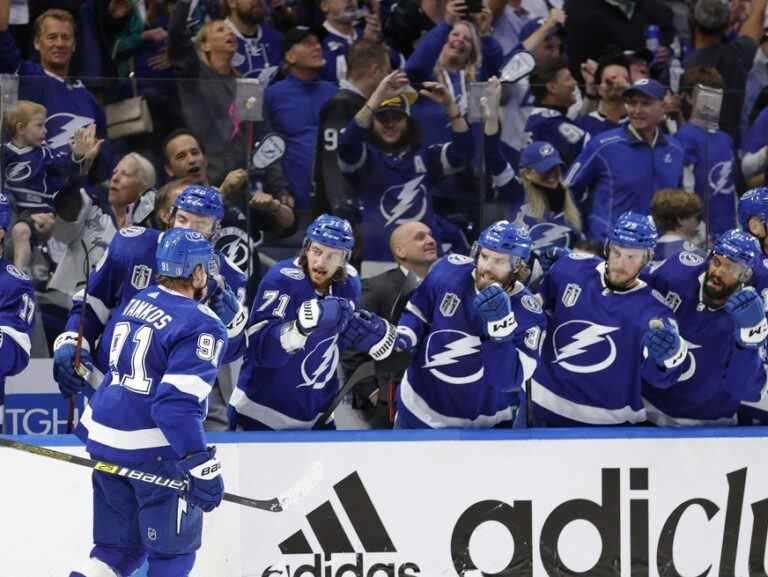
[575,54,630,138]
[482,78,583,253]
[0,3,111,178]
[0,195,36,433]
[395,220,547,428]
[405,0,502,143]
[742,106,768,189]
[68,229,227,577]
[649,188,704,266]
[2,100,101,275]
[525,58,587,168]
[319,0,382,82]
[264,26,337,211]
[644,229,768,425]
[338,69,473,276]
[527,212,687,427]
[677,66,738,240]
[230,214,399,430]
[222,0,284,79]
[565,78,685,241]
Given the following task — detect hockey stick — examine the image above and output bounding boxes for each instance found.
[68,239,93,433]
[0,436,323,512]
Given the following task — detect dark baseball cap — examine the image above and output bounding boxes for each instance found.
[283,26,316,53]
[374,95,411,118]
[623,78,667,100]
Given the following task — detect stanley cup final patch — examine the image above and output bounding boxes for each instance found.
[440,293,461,317]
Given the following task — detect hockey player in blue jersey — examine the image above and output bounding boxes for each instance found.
[338,70,473,269]
[68,228,227,577]
[395,220,547,429]
[0,194,36,433]
[52,186,246,415]
[230,214,399,429]
[529,212,688,426]
[642,229,767,425]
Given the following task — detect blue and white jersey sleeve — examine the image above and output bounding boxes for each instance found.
[425,125,474,177]
[0,263,35,379]
[217,255,248,363]
[396,266,435,351]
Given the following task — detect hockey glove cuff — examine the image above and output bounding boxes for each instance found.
[53,332,93,396]
[178,447,224,513]
[726,288,768,348]
[474,283,517,341]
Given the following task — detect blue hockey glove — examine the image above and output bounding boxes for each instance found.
[474,283,517,341]
[52,333,93,396]
[643,318,687,369]
[209,284,241,326]
[726,288,768,348]
[177,447,224,513]
[536,246,570,275]
[297,297,353,336]
[339,310,398,360]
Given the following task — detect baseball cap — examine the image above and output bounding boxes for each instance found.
[693,0,730,30]
[374,95,411,118]
[519,17,560,44]
[520,141,564,173]
[623,78,668,100]
[283,26,316,53]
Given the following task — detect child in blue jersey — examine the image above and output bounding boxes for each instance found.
[395,220,547,429]
[69,228,227,577]
[529,212,688,426]
[2,100,101,273]
[0,195,36,432]
[338,69,473,272]
[53,186,247,414]
[230,214,400,430]
[649,188,704,266]
[643,230,767,425]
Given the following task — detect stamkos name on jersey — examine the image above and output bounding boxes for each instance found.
[123,297,173,330]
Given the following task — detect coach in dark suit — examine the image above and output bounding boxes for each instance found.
[345,221,438,427]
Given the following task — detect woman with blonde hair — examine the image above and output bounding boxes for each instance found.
[482,78,583,253]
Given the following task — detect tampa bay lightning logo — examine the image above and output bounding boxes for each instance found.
[552,320,620,374]
[5,161,32,183]
[46,113,94,149]
[422,330,483,384]
[528,222,572,249]
[299,335,339,389]
[380,175,428,227]
[708,160,735,196]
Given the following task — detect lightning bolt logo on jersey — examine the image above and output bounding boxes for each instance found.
[381,176,428,227]
[231,258,362,430]
[2,142,78,211]
[46,113,95,149]
[396,257,547,428]
[552,320,620,374]
[422,330,483,384]
[513,206,582,251]
[299,336,339,390]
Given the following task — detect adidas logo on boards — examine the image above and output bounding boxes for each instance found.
[260,472,421,577]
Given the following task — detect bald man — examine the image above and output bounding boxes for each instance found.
[342,221,438,427]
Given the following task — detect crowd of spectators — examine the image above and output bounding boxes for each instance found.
[3,0,768,430]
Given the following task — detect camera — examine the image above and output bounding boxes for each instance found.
[465,0,484,14]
